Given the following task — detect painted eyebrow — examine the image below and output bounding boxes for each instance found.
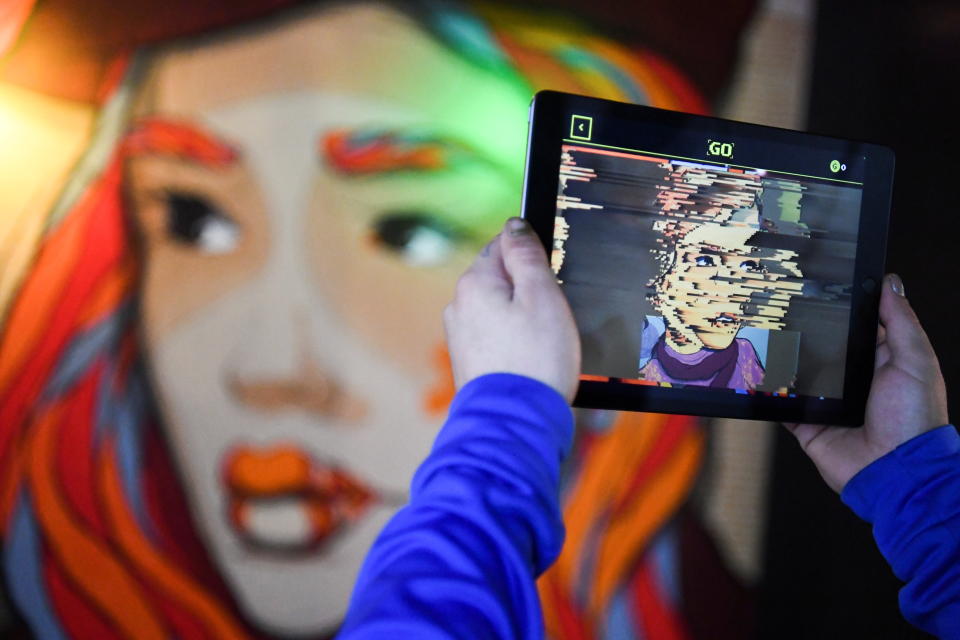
[320,128,480,176]
[121,118,238,167]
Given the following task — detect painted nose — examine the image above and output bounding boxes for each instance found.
[227,350,367,422]
[226,299,368,423]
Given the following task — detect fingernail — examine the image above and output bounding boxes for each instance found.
[506,217,530,236]
[888,273,905,297]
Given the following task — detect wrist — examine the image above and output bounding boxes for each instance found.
[841,424,958,522]
[454,372,572,412]
[432,372,576,489]
[457,366,576,405]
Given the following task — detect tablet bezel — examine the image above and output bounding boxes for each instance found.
[521,90,894,425]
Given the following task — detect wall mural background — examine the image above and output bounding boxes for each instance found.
[0,1,827,638]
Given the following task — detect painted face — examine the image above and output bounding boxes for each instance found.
[126,4,528,635]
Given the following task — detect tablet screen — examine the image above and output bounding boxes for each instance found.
[550,112,867,401]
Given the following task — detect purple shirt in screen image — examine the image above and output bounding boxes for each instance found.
[638,336,765,390]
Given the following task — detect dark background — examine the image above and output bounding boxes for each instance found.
[760,2,959,638]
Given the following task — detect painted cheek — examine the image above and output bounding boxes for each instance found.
[423,344,455,415]
[131,162,271,344]
[304,178,461,387]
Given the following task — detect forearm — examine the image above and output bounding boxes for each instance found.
[336,373,574,639]
[841,425,960,639]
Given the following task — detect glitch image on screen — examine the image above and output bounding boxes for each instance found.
[553,145,863,399]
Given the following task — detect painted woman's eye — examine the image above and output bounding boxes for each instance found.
[694,254,716,267]
[371,213,457,267]
[739,259,764,273]
[165,192,239,254]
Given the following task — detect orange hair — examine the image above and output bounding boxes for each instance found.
[0,124,253,638]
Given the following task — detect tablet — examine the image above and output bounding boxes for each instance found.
[521,90,894,425]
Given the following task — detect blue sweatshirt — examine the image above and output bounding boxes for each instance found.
[841,423,960,638]
[337,374,960,639]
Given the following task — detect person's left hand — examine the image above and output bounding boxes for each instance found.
[443,217,581,402]
[784,274,949,492]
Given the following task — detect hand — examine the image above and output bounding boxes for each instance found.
[444,217,581,402]
[785,274,949,492]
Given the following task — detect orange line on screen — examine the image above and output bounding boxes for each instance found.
[563,144,670,165]
[619,377,659,386]
[579,374,611,383]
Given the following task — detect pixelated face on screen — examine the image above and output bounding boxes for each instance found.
[649,167,803,352]
[554,145,862,398]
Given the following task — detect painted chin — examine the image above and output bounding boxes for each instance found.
[222,446,377,556]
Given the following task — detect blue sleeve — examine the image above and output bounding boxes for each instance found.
[841,424,960,639]
[336,373,574,640]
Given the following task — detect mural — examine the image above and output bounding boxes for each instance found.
[0,1,759,638]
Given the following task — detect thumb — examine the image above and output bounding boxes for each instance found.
[879,273,934,364]
[499,217,555,298]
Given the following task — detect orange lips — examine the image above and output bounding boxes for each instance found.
[222,445,375,553]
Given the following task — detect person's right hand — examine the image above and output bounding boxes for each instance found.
[785,273,950,493]
[443,217,581,402]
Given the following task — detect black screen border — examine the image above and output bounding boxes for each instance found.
[521,90,894,425]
